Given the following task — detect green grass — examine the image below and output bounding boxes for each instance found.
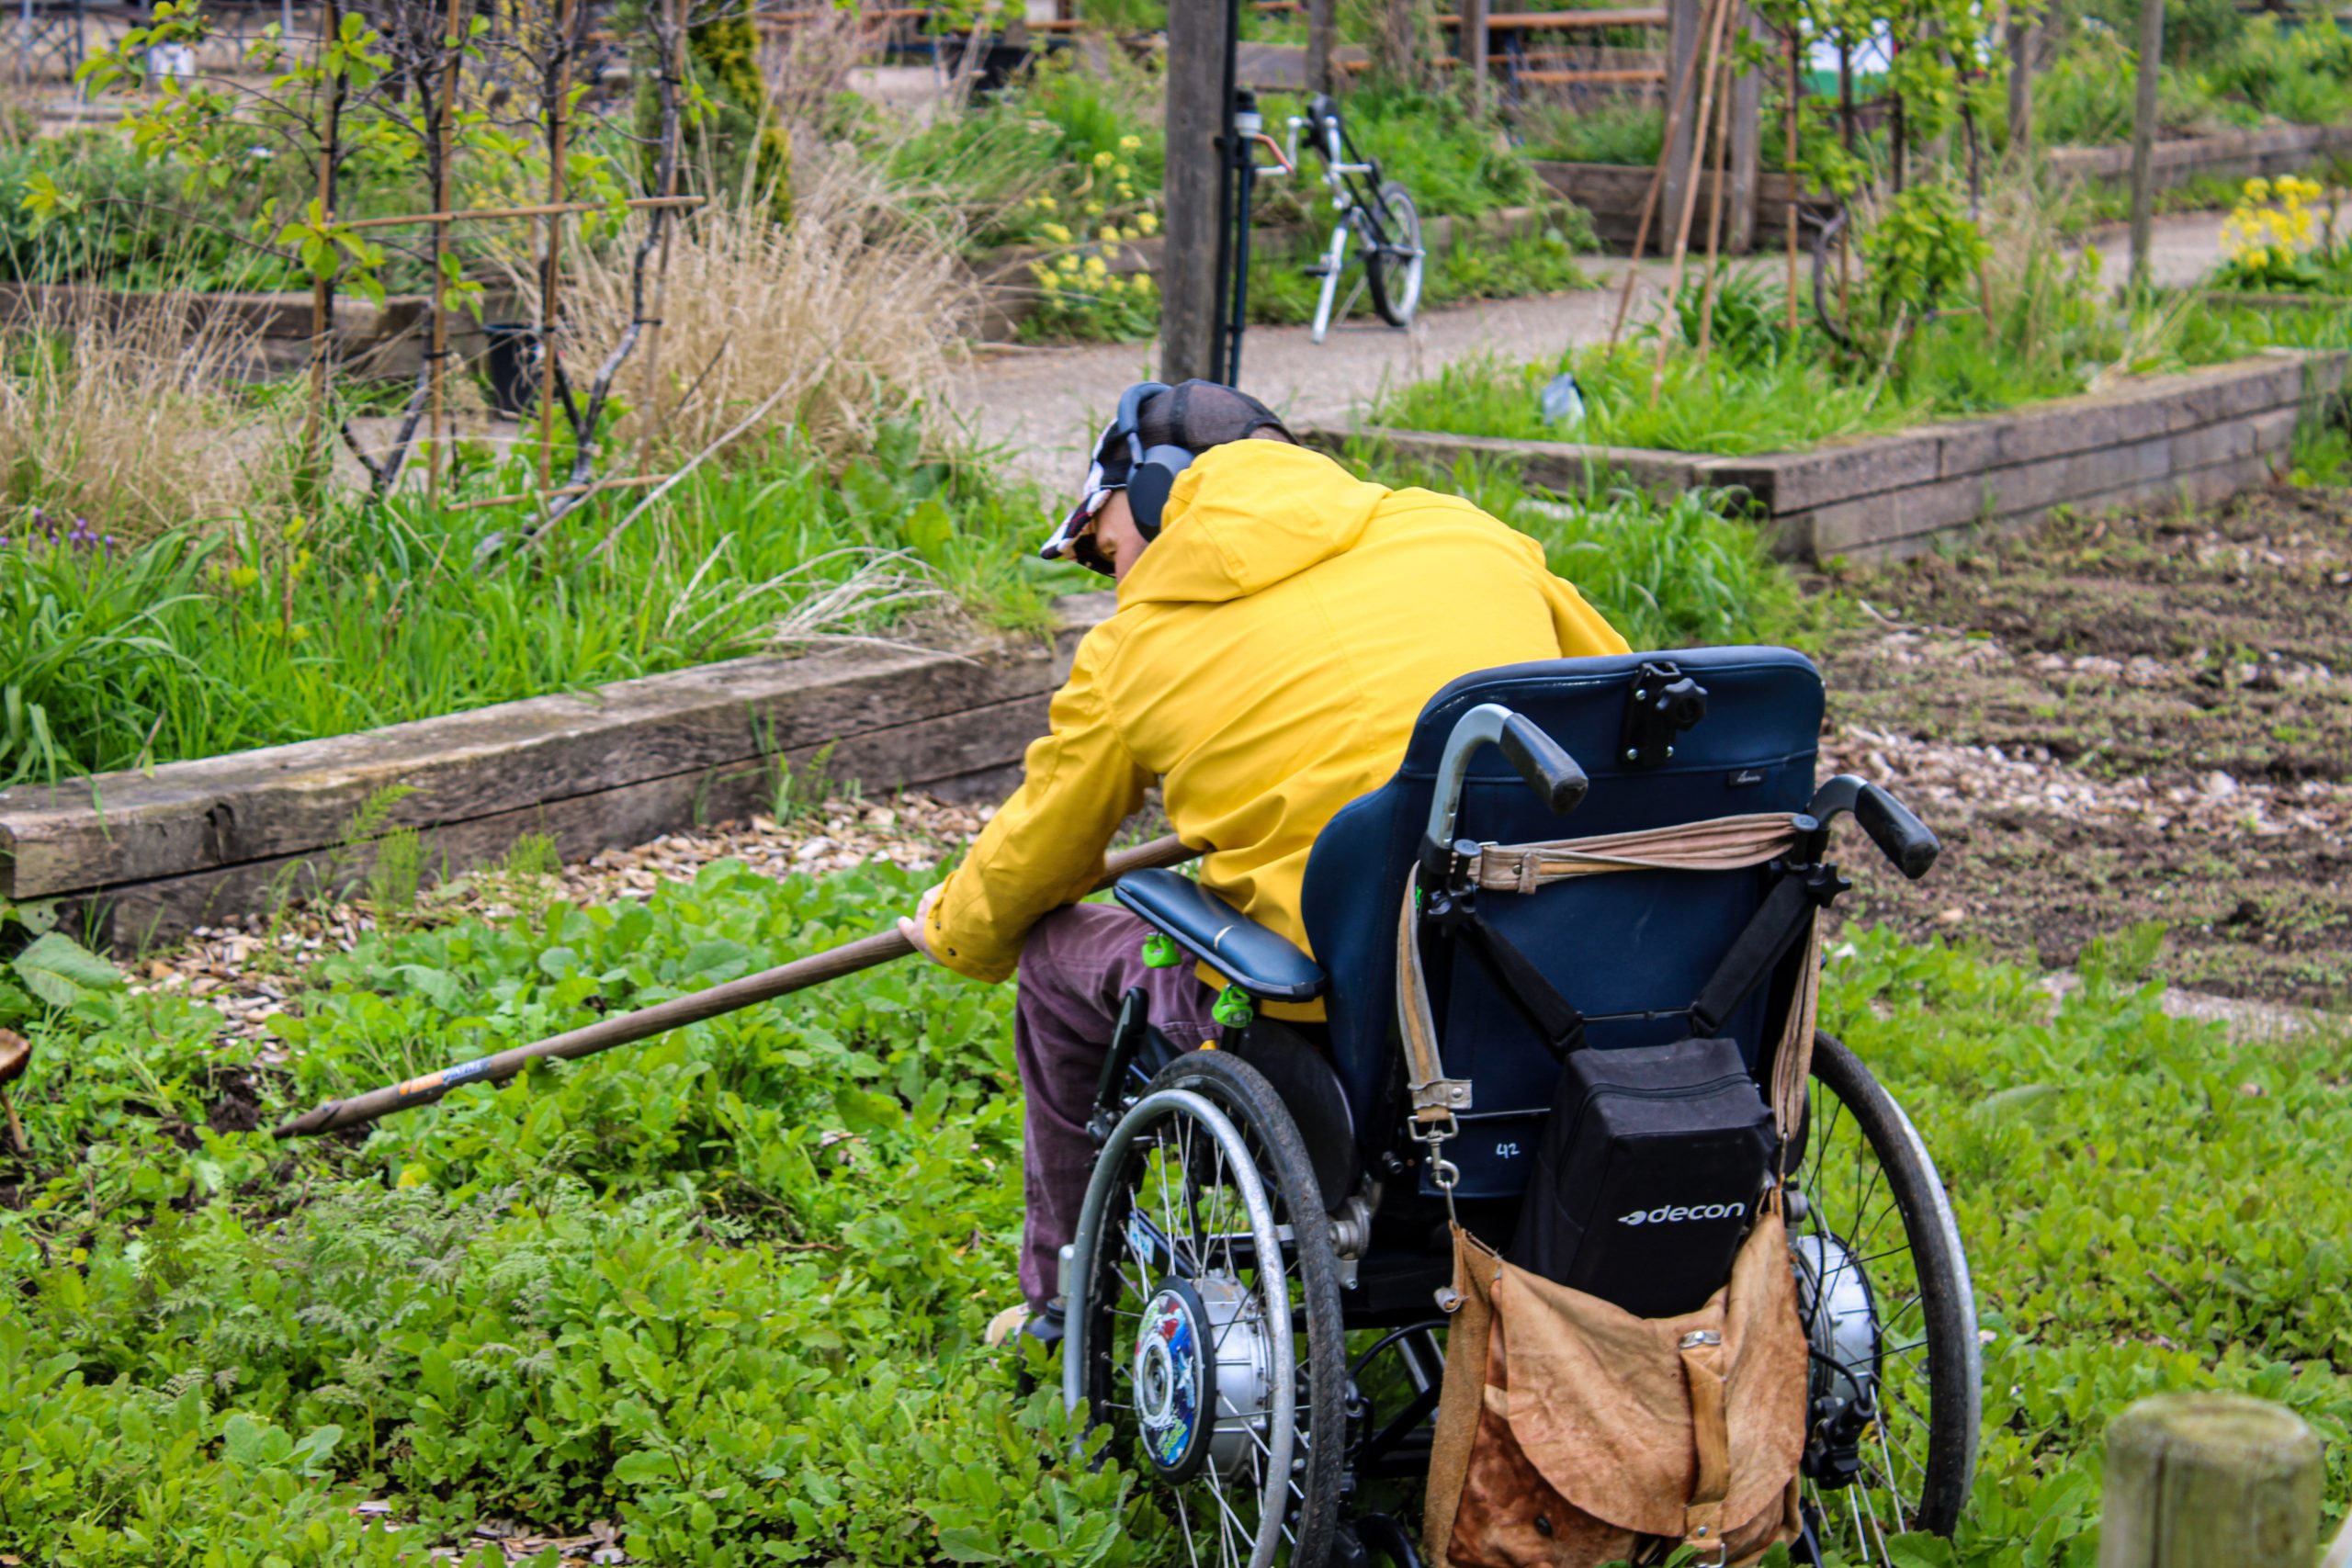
[4,856,2348,1563]
[0,431,1060,786]
[1366,286,2352,457]
[1520,100,1665,168]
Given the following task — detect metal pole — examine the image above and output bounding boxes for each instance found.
[2128,0,2164,293]
[272,834,1197,1139]
[1224,89,1261,387]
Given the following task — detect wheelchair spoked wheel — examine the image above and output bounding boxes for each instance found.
[1790,1032,1983,1565]
[1065,1050,1349,1568]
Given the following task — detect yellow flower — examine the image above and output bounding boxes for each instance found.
[2245,176,2271,202]
[1084,200,1105,217]
[1113,162,1130,179]
[1116,183,1135,200]
[2245,245,2269,270]
[1040,220,1072,244]
[1057,253,1081,273]
[1136,210,1159,235]
[1133,272,1158,295]
[1092,150,1115,169]
[1038,195,1057,211]
[1083,254,1108,278]
[1100,224,1122,243]
[1119,133,1141,152]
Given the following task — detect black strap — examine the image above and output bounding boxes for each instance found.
[1689,874,1816,1035]
[1452,911,1588,1058]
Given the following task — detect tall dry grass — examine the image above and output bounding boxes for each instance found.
[0,290,295,538]
[552,159,970,470]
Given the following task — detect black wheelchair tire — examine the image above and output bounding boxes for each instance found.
[1068,1049,1351,1568]
[1801,1032,1982,1547]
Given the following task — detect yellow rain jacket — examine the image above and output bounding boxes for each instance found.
[924,438,1629,988]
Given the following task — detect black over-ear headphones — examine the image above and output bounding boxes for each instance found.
[1107,380,1197,541]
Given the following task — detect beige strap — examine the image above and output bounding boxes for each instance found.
[1471,813,1806,895]
[1678,1330,1732,1554]
[1395,870,1470,1122]
[1768,916,1824,1162]
[1395,812,1814,1128]
[1423,1226,1499,1567]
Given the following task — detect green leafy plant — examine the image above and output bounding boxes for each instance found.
[1859,183,1991,322]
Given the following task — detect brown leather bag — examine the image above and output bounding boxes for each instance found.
[1422,1212,1808,1568]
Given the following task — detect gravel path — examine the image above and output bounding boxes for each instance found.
[947,211,2232,490]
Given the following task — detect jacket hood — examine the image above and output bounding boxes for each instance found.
[1116,440,1392,608]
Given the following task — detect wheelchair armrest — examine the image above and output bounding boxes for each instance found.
[1113,869,1328,1004]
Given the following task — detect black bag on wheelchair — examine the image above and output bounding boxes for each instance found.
[1505,1035,1776,1319]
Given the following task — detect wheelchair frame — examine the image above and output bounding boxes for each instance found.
[1059,671,1982,1568]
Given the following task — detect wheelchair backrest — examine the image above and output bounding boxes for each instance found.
[1297,647,1824,1201]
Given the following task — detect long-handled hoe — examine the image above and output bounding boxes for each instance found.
[271,834,1196,1140]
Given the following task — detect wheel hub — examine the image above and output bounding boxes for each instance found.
[1133,1273,1273,1481]
[1792,1224,1883,1489]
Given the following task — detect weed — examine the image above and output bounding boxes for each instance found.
[366,827,426,920]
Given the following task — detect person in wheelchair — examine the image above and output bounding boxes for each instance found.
[895,379,1631,1345]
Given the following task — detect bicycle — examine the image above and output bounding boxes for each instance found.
[1266,95,1426,344]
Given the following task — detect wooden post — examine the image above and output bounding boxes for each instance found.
[2128,0,2162,292]
[2006,10,2033,163]
[1726,5,1761,254]
[1784,22,1800,333]
[1696,30,1732,361]
[1663,0,1702,246]
[1159,0,1227,384]
[636,0,684,477]
[1652,0,1733,401]
[1382,0,1420,82]
[1306,0,1334,95]
[2099,1393,2322,1568]
[1464,0,1488,113]
[539,0,575,490]
[301,0,345,502]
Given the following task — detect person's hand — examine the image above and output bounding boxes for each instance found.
[898,884,944,964]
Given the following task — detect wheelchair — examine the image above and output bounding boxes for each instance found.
[1058,648,1983,1568]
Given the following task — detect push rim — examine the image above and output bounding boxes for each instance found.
[1068,1076,1342,1568]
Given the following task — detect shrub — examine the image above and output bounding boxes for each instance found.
[554,161,969,470]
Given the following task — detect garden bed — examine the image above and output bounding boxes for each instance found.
[1532,160,1828,253]
[0,593,1112,952]
[0,280,447,381]
[1319,349,2348,562]
[1817,479,2352,1009]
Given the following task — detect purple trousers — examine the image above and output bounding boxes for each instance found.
[1013,902,1216,1311]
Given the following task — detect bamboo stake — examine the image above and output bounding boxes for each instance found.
[301,0,345,497]
[539,0,575,492]
[1695,28,1733,367]
[427,0,469,501]
[448,471,673,513]
[271,833,1200,1139]
[341,195,704,233]
[1607,0,1726,350]
[1785,22,1800,336]
[636,0,685,479]
[1651,0,1735,406]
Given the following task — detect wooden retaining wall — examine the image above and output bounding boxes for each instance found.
[0,281,464,382]
[1537,123,2352,254]
[2047,122,2352,191]
[0,595,1113,953]
[1315,349,2346,563]
[1531,161,1826,253]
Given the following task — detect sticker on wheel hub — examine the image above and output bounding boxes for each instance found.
[1134,1280,1216,1480]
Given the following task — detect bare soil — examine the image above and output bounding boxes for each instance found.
[1815,482,2352,1009]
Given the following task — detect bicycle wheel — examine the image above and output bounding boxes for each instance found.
[1363,182,1424,330]
[1066,1050,1350,1568]
[1790,1032,1981,1563]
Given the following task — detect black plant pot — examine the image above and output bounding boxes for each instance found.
[481,322,544,418]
